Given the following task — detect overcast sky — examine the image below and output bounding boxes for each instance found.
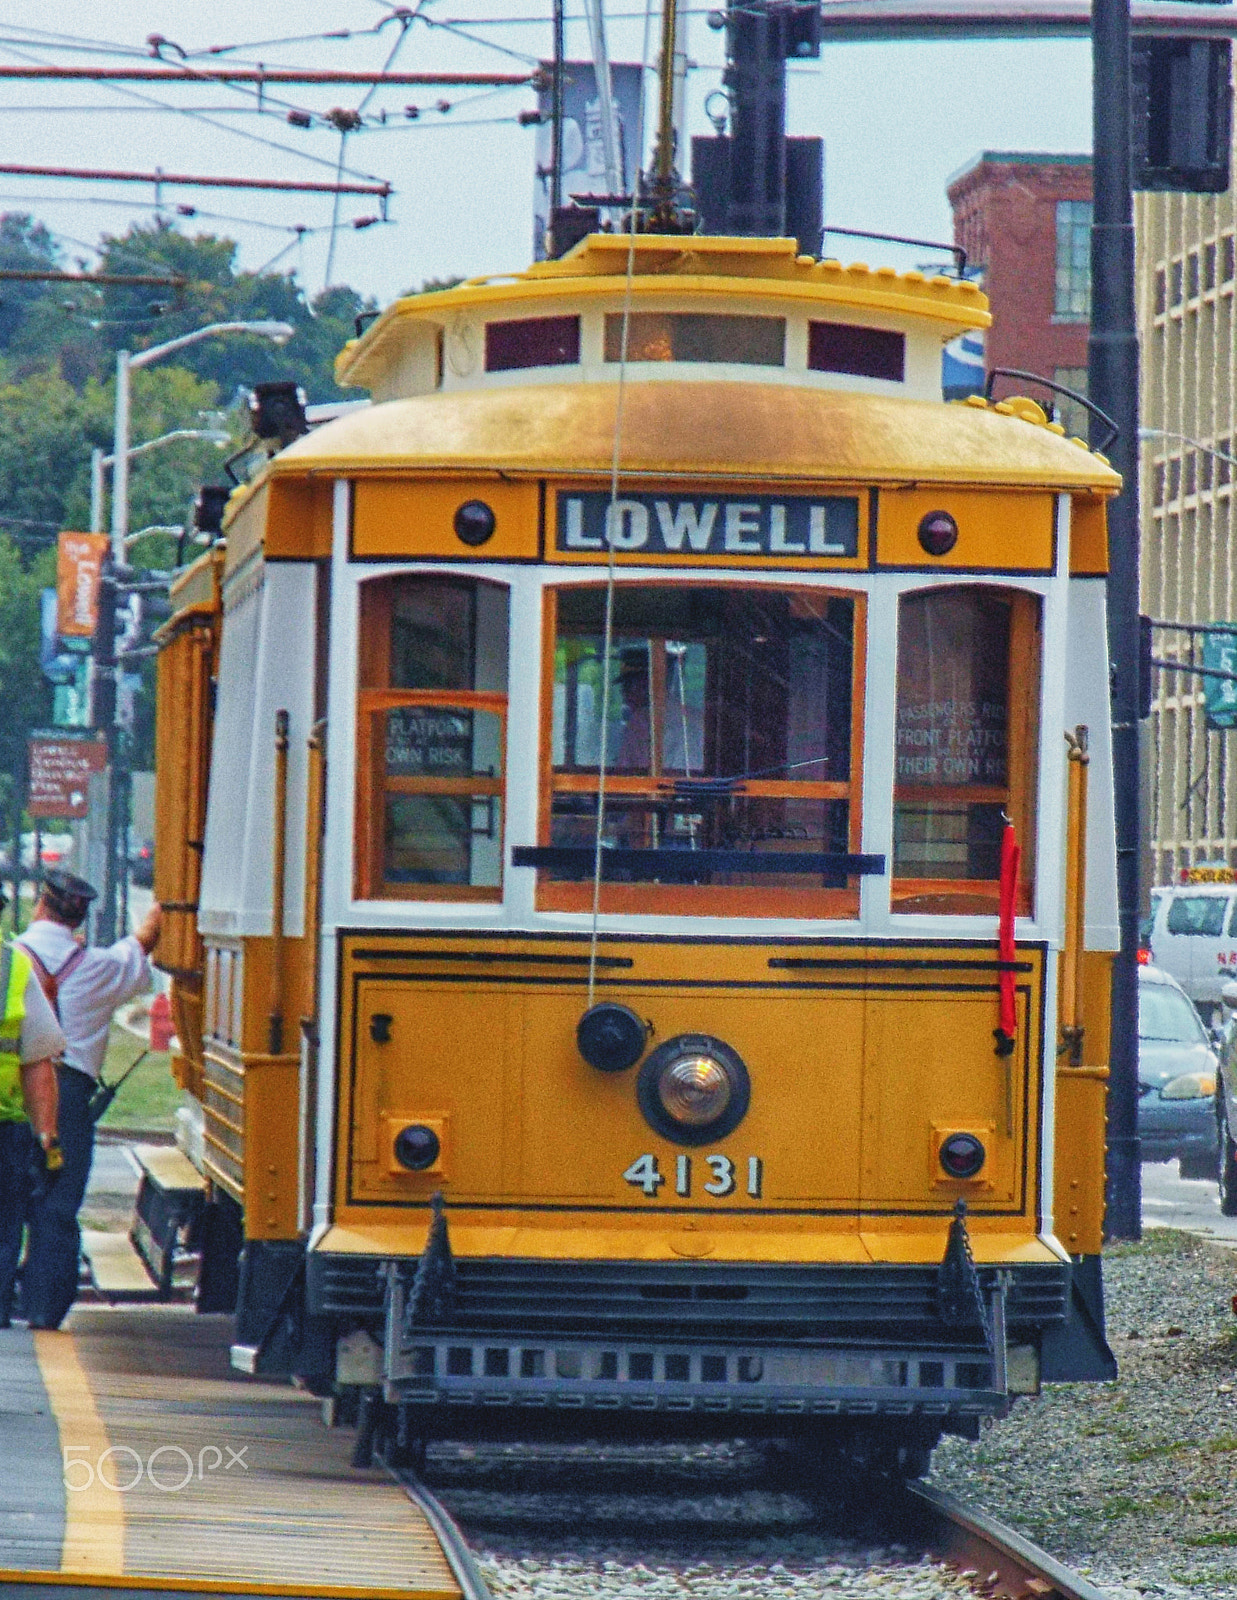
[0,2,1093,305]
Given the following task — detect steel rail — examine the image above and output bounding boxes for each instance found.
[907,1480,1111,1600]
[396,1444,1109,1600]
[396,1469,496,1600]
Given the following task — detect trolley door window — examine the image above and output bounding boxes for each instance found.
[356,575,509,900]
[539,582,864,916]
[892,586,1040,914]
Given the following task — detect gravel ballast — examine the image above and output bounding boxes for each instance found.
[435,1232,1237,1598]
[932,1229,1237,1599]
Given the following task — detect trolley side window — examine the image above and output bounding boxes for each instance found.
[356,575,509,901]
[892,585,1040,915]
[540,582,864,917]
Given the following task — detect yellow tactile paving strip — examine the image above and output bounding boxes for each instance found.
[31,1306,459,1599]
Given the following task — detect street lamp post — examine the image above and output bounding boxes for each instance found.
[109,320,293,561]
[94,318,294,943]
[90,429,230,535]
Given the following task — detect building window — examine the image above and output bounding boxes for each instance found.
[1055,200,1092,320]
[1223,236,1235,285]
[1170,260,1184,306]
[1205,242,1217,292]
[1187,252,1200,300]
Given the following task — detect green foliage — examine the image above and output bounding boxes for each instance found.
[0,532,53,820]
[0,210,393,802]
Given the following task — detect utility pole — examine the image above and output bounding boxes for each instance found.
[1090,0,1143,1238]
[90,562,118,945]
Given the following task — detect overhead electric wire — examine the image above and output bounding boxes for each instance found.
[0,66,535,85]
[324,6,416,290]
[0,39,390,188]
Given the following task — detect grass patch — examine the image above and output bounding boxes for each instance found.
[1108,1228,1198,1258]
[1126,1441,1188,1462]
[1204,1435,1237,1455]
[95,1025,187,1135]
[1187,1533,1237,1549]
[1101,1495,1142,1519]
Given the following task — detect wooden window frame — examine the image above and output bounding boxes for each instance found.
[355,575,509,903]
[537,580,867,919]
[891,586,1040,917]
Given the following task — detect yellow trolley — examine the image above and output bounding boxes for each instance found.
[155,231,1119,1476]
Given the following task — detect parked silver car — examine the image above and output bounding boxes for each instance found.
[1138,962,1218,1181]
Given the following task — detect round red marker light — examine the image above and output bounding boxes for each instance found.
[918,510,959,556]
[939,1132,986,1180]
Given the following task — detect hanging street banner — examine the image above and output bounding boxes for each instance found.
[28,728,107,819]
[1202,628,1237,729]
[532,61,643,260]
[56,530,108,640]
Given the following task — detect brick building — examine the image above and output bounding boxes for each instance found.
[947,152,1094,430]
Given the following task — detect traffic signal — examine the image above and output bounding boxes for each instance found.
[1132,34,1232,192]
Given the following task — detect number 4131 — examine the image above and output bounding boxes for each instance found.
[622,1153,763,1199]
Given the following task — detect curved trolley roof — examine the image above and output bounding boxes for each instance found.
[274,380,1120,492]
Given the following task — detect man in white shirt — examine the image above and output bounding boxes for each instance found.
[0,887,66,1328]
[18,869,160,1330]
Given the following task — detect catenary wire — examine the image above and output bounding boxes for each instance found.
[588,0,656,1006]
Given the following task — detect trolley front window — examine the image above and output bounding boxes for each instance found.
[892,586,1040,914]
[356,575,509,900]
[539,582,865,917]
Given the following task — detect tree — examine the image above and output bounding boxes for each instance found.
[0,533,53,888]
[0,214,60,351]
[93,219,375,402]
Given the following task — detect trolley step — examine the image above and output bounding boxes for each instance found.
[128,1144,206,1297]
[81,1229,162,1299]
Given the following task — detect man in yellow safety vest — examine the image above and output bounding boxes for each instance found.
[0,887,67,1328]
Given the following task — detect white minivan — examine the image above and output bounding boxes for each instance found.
[1149,881,1237,1018]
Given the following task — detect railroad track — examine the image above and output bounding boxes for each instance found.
[395,1446,1111,1600]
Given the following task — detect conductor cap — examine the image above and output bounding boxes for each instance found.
[41,868,97,924]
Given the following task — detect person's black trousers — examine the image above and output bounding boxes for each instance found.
[24,1064,93,1330]
[0,1119,34,1325]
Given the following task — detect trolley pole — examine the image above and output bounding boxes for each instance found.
[1090,0,1142,1237]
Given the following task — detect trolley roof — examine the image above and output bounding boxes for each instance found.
[336,233,991,392]
[271,380,1120,492]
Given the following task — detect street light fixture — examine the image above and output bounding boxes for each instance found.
[110,319,294,561]
[90,428,230,535]
[1138,426,1237,471]
[90,319,293,944]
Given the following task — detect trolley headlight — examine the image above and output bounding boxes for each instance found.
[659,1055,732,1125]
[1161,1071,1216,1100]
[637,1035,750,1145]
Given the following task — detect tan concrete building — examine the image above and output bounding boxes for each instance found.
[1137,148,1237,884]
